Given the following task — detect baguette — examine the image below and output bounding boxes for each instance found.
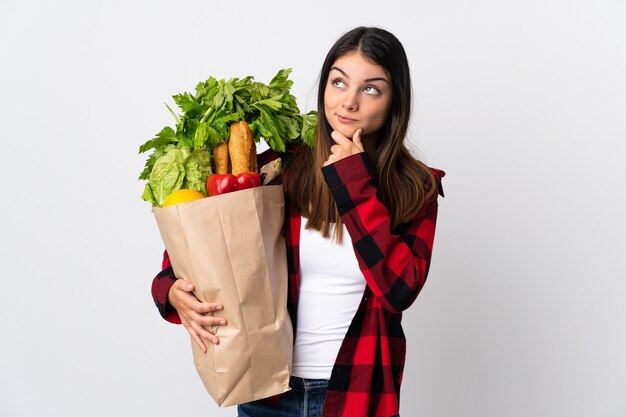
[213,142,230,174]
[228,120,257,175]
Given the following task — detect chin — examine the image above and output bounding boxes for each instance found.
[335,126,359,139]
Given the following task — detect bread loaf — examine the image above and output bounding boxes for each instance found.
[228,120,257,175]
[213,142,230,174]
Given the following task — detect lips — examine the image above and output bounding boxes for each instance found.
[337,114,357,123]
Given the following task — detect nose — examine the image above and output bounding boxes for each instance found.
[342,90,359,112]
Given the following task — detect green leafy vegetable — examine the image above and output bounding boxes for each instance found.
[139,68,317,206]
[183,149,212,197]
[141,148,189,207]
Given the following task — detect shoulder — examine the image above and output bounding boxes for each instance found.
[430,167,446,180]
[414,161,445,199]
[429,167,446,198]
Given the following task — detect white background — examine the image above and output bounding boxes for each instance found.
[1,1,625,416]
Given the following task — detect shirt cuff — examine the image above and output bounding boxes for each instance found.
[321,152,374,190]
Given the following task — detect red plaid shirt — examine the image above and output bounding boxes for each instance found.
[151,151,445,417]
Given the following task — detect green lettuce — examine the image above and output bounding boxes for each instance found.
[183,149,212,196]
[141,147,190,207]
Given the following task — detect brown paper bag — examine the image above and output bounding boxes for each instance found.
[152,185,293,407]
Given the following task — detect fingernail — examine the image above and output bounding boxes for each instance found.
[216,305,223,310]
[219,320,226,324]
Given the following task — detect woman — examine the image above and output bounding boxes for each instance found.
[151,26,445,417]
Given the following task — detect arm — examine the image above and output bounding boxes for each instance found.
[322,153,444,313]
[151,250,180,323]
[151,250,227,352]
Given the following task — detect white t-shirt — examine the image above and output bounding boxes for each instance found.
[291,219,366,379]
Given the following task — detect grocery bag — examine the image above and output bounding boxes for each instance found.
[152,185,293,406]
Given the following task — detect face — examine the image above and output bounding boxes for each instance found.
[324,51,392,145]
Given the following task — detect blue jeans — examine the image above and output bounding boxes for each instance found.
[237,376,400,417]
[238,376,328,417]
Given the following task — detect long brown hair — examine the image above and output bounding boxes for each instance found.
[284,26,438,241]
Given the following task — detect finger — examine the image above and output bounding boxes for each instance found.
[352,128,364,151]
[168,282,199,312]
[187,325,208,353]
[195,302,224,315]
[323,154,338,167]
[330,130,351,146]
[191,321,220,345]
[192,311,227,327]
[174,279,195,293]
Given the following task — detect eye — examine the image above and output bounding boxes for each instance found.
[331,78,346,88]
[363,85,381,96]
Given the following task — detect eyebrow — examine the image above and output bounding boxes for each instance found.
[330,66,390,84]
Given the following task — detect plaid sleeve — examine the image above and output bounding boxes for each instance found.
[150,250,182,324]
[322,153,444,313]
